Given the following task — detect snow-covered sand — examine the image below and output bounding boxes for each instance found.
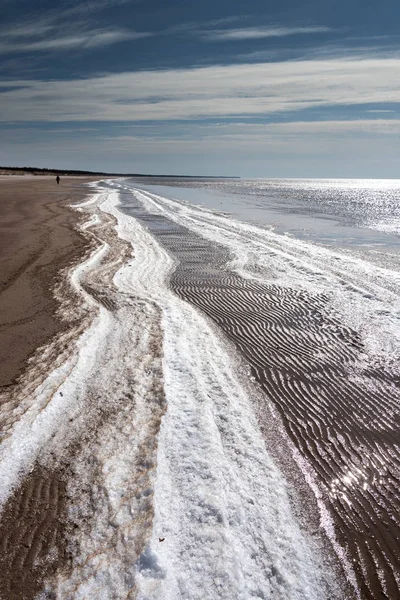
[0,182,346,599]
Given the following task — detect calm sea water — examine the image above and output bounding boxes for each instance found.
[134,178,400,269]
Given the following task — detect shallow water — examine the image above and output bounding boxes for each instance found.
[138,178,400,265]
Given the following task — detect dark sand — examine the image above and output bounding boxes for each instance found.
[0,465,68,600]
[0,176,100,600]
[0,176,100,388]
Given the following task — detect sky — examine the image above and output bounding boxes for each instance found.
[1,0,400,177]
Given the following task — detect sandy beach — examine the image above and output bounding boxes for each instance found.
[0,176,100,388]
[1,176,398,600]
[0,178,349,600]
[0,176,100,599]
[4,0,400,596]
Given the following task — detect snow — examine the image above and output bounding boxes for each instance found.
[1,182,338,599]
[130,186,400,369]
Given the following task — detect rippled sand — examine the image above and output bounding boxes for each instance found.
[123,183,400,600]
[3,178,398,599]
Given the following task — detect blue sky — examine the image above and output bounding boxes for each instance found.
[1,0,400,177]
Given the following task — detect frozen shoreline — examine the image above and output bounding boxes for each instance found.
[0,181,345,599]
[113,179,400,599]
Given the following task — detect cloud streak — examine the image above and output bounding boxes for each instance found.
[1,55,400,123]
[0,28,150,53]
[59,0,144,18]
[199,25,332,41]
[0,1,150,55]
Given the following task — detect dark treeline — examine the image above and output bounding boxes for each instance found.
[0,166,236,179]
[1,165,153,177]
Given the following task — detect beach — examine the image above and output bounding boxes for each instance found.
[4,0,400,596]
[0,176,100,598]
[1,176,399,599]
[0,176,99,387]
[119,179,400,600]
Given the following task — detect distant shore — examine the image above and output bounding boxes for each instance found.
[0,166,239,179]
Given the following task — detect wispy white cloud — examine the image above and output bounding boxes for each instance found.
[0,28,150,53]
[1,55,399,122]
[199,25,333,42]
[98,119,400,149]
[164,15,250,36]
[0,1,150,55]
[254,119,400,136]
[238,42,400,63]
[0,20,54,38]
[61,0,144,18]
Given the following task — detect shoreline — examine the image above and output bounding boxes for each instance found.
[122,182,399,599]
[0,180,348,599]
[0,177,107,599]
[0,176,104,388]
[3,176,396,599]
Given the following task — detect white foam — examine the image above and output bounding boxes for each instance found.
[48,187,177,598]
[97,183,336,599]
[138,294,335,599]
[367,217,400,236]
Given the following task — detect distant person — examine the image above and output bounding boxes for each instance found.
[56,175,60,185]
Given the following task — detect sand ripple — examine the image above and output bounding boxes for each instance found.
[119,185,400,600]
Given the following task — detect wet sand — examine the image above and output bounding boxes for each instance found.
[0,176,100,388]
[0,465,68,600]
[0,176,100,599]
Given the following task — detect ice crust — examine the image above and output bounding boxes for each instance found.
[0,240,110,506]
[1,183,338,599]
[102,183,335,599]
[132,187,400,370]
